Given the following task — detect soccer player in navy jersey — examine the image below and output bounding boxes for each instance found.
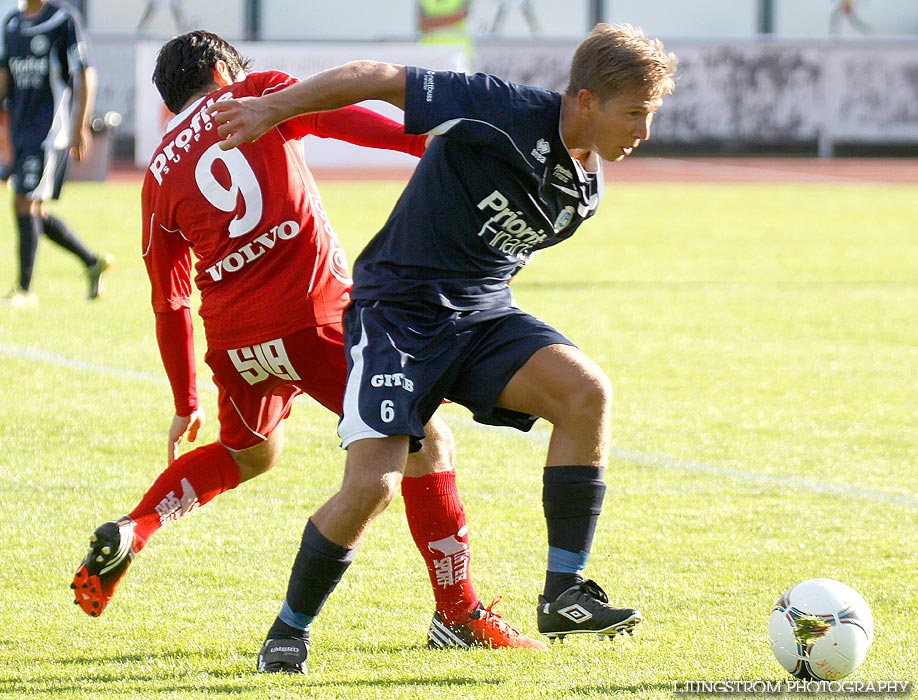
[71,30,543,658]
[0,0,112,305]
[210,23,677,673]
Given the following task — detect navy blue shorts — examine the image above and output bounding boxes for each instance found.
[338,300,575,451]
[11,144,69,201]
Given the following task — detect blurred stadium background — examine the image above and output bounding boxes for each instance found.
[6,0,918,173]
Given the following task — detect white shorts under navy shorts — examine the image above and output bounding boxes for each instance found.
[11,144,69,201]
[338,300,575,451]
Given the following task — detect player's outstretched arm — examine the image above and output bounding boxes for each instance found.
[207,61,407,150]
[311,106,427,157]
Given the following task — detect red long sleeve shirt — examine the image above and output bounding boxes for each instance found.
[141,70,425,414]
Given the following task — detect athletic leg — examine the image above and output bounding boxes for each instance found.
[258,435,407,673]
[129,428,282,547]
[71,340,297,618]
[40,146,114,299]
[496,343,640,640]
[40,210,96,267]
[6,148,46,297]
[496,343,609,593]
[403,414,547,649]
[402,413,478,623]
[497,343,611,467]
[71,430,281,617]
[13,196,40,293]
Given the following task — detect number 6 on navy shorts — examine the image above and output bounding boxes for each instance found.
[337,300,574,451]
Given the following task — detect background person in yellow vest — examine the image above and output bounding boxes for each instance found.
[418,0,473,59]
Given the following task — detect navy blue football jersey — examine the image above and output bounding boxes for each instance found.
[351,67,603,310]
[0,0,91,150]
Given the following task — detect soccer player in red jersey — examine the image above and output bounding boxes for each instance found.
[70,31,545,654]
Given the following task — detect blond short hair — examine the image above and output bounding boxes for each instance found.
[567,23,677,101]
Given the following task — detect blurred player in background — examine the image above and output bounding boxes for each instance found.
[830,0,871,35]
[210,23,677,673]
[488,0,540,35]
[137,0,187,34]
[0,0,112,306]
[70,30,544,657]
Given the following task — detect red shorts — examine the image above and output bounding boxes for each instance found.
[204,323,346,451]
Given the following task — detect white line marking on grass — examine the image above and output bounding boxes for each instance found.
[0,343,168,385]
[612,447,918,510]
[5,343,915,510]
[455,417,917,511]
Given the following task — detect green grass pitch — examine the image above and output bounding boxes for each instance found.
[0,176,915,699]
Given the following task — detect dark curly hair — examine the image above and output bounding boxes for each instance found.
[153,30,254,113]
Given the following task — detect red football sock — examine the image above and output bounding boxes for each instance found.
[401,471,479,625]
[128,442,241,549]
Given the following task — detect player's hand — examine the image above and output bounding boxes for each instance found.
[207,97,272,150]
[168,408,205,464]
[70,125,93,162]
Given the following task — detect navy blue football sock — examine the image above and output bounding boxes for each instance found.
[267,519,356,640]
[542,465,606,601]
[41,214,96,267]
[16,213,41,291]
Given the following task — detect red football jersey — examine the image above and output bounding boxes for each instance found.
[141,70,424,350]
